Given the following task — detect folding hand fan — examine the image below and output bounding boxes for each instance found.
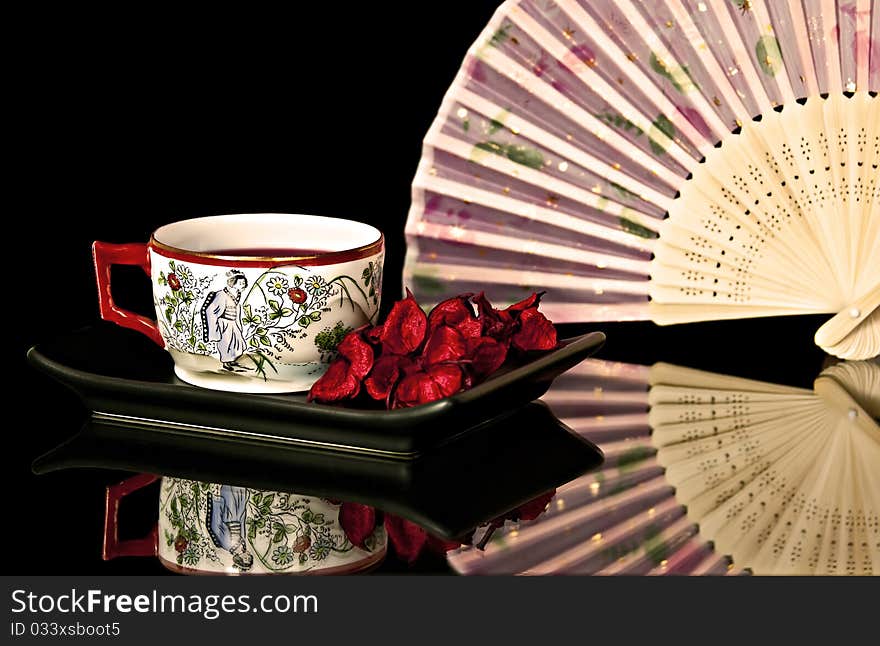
[405,0,880,359]
[447,358,880,575]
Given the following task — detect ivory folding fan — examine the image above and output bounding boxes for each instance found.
[447,358,879,575]
[404,0,880,359]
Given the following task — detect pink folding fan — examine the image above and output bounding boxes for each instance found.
[405,0,879,359]
[448,358,879,575]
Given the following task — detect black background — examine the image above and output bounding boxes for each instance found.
[12,2,832,575]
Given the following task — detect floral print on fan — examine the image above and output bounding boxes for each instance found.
[650,52,699,94]
[755,36,784,77]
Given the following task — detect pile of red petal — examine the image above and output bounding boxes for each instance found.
[308,289,557,408]
[337,490,556,564]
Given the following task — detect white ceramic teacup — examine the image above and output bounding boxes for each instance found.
[104,474,387,575]
[93,213,384,393]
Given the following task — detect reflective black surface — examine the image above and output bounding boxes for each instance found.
[32,403,602,541]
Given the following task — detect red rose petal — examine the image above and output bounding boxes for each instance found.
[365,325,383,345]
[422,325,466,365]
[307,359,361,403]
[505,292,542,312]
[473,292,514,340]
[377,288,427,354]
[364,353,403,401]
[425,534,464,555]
[427,294,482,339]
[337,329,374,380]
[338,503,376,549]
[465,336,509,379]
[511,308,557,351]
[391,372,423,409]
[391,364,463,409]
[514,490,556,521]
[424,363,464,398]
[397,355,421,376]
[383,514,428,565]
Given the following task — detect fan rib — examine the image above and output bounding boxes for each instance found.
[706,1,773,114]
[407,216,650,274]
[782,0,821,96]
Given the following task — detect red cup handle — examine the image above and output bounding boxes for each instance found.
[103,473,160,560]
[92,241,163,346]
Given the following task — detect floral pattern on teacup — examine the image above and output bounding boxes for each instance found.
[159,479,385,574]
[153,255,382,381]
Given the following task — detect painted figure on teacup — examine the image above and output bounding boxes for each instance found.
[206,484,254,570]
[200,270,250,372]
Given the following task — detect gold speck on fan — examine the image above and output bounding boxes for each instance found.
[556,499,565,511]
[665,20,673,28]
[594,288,604,295]
[739,0,752,14]
[713,96,722,106]
[591,533,603,543]
[566,133,573,141]
[589,482,600,495]
[799,75,806,84]
[511,36,519,45]
[510,125,521,135]
[617,77,625,84]
[428,167,437,176]
[546,194,559,207]
[613,162,621,170]
[764,56,773,68]
[596,260,607,269]
[771,101,778,107]
[735,119,743,128]
[562,26,575,40]
[503,186,511,194]
[627,52,638,62]
[591,184,602,194]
